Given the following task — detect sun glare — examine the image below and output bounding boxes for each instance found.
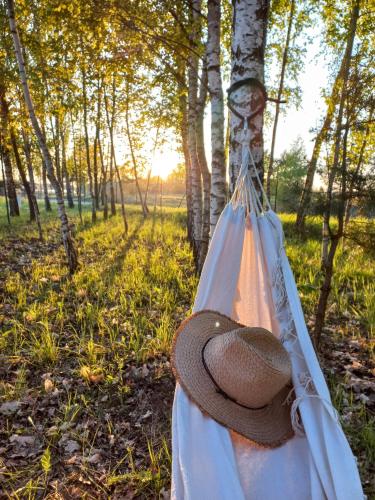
[151,149,181,179]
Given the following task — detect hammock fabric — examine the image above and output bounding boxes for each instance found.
[171,137,363,499]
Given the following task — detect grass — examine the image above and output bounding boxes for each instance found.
[0,199,374,498]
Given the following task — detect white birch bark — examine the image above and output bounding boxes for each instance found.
[82,65,97,223]
[207,0,226,236]
[177,70,193,243]
[6,0,78,273]
[229,0,269,194]
[196,59,211,271]
[187,0,203,264]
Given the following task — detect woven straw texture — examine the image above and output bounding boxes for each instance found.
[171,310,295,448]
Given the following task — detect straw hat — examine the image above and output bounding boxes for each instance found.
[171,310,295,448]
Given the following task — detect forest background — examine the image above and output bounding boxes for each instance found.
[0,0,374,498]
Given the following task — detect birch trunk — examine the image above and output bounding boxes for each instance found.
[60,127,74,208]
[94,81,108,219]
[266,0,295,200]
[52,114,62,190]
[82,66,96,223]
[98,137,108,219]
[10,128,36,222]
[196,60,211,272]
[42,160,51,211]
[323,0,359,232]
[313,0,359,346]
[7,0,78,273]
[22,129,35,195]
[296,26,353,232]
[124,84,148,217]
[344,106,373,227]
[0,87,19,216]
[187,0,203,265]
[0,148,11,224]
[207,0,226,237]
[178,70,193,243]
[11,130,42,239]
[229,0,269,194]
[315,122,349,347]
[0,141,19,216]
[93,80,102,211]
[0,91,37,221]
[104,83,128,235]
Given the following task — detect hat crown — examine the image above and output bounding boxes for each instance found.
[204,328,291,408]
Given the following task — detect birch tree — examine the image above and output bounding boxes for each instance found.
[229,0,269,193]
[6,0,78,273]
[266,0,295,200]
[207,0,226,236]
[296,54,346,232]
[104,77,129,234]
[313,0,360,346]
[0,85,19,217]
[196,59,210,271]
[82,64,97,223]
[187,0,203,264]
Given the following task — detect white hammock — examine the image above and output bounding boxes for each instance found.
[171,138,363,499]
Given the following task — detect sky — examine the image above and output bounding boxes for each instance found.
[147,26,330,181]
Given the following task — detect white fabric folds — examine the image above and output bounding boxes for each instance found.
[171,146,363,499]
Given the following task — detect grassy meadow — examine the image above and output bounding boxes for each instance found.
[0,198,374,498]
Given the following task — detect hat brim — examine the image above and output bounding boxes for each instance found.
[171,310,295,448]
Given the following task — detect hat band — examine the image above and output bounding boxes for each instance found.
[201,338,268,411]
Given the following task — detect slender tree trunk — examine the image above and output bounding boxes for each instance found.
[93,79,102,210]
[313,0,359,346]
[10,128,36,221]
[124,84,148,217]
[266,0,295,200]
[82,65,96,223]
[144,168,152,208]
[0,142,19,216]
[42,160,51,211]
[229,0,269,194]
[296,11,357,232]
[178,69,193,243]
[207,0,226,237]
[0,93,35,219]
[196,60,210,272]
[98,137,108,219]
[143,124,159,213]
[344,107,373,227]
[11,130,43,239]
[187,0,203,266]
[77,135,83,223]
[7,0,78,273]
[103,93,116,216]
[315,124,349,347]
[0,144,11,224]
[104,81,128,233]
[0,88,19,216]
[60,127,74,208]
[22,129,36,195]
[52,114,62,190]
[113,161,128,235]
[324,0,359,234]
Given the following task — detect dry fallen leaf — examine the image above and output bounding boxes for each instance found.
[44,379,54,393]
[63,440,81,454]
[87,452,102,464]
[9,435,35,447]
[0,401,22,416]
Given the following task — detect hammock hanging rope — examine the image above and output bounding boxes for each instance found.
[171,120,363,499]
